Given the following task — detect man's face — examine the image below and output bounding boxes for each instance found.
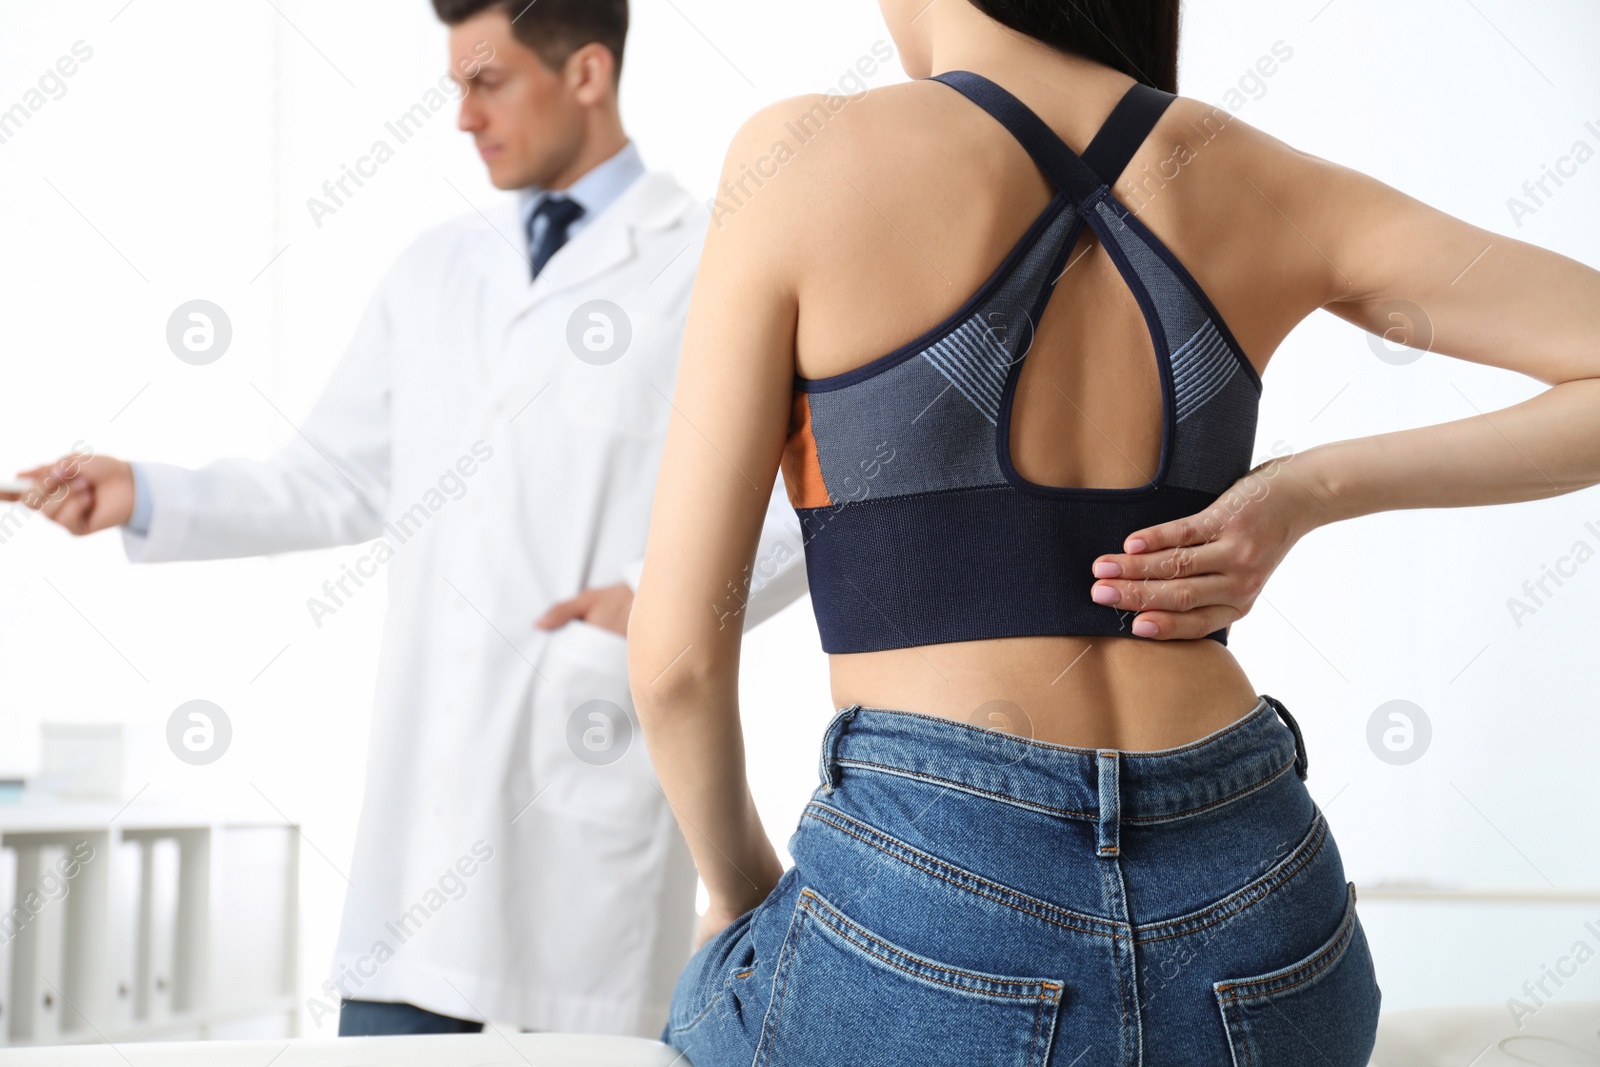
[448,10,584,190]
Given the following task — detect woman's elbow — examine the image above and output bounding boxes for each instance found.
[626,626,731,720]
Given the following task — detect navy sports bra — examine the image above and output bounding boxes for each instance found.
[780,70,1262,654]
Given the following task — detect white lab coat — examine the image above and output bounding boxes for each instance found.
[121,170,808,1036]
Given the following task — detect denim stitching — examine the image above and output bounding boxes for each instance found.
[832,752,1297,826]
[1119,758,1297,825]
[1027,952,1062,1067]
[753,884,815,1067]
[1262,694,1309,781]
[819,704,861,793]
[803,801,1122,938]
[800,790,1324,948]
[1102,864,1135,1066]
[1213,887,1361,1067]
[1027,983,1046,1067]
[1134,815,1329,944]
[670,986,724,1036]
[832,758,1097,820]
[799,888,1066,998]
[1214,884,1358,1002]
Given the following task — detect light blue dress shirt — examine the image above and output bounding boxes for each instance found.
[126,140,647,538]
[129,462,152,535]
[521,137,645,255]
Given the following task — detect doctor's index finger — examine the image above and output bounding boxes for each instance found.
[4,468,69,506]
[14,456,82,485]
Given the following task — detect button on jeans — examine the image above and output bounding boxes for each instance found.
[663,694,1380,1066]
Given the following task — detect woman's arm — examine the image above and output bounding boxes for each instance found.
[1289,146,1600,517]
[627,102,809,928]
[1091,124,1600,638]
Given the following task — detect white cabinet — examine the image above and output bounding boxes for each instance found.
[0,807,298,1047]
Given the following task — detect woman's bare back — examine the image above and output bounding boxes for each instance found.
[763,58,1331,749]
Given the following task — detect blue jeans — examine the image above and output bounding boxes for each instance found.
[663,694,1381,1065]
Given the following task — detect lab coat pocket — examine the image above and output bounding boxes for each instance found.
[532,618,659,831]
[512,615,696,1021]
[558,617,631,671]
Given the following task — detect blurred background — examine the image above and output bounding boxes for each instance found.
[1,0,1597,1049]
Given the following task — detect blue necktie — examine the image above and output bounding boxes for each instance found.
[527,194,585,281]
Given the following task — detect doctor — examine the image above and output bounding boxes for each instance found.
[4,0,805,1040]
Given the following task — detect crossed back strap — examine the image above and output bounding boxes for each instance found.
[928,70,1176,208]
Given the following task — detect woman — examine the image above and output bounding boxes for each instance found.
[626,1,1600,1063]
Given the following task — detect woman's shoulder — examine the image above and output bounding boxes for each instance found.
[721,82,947,178]
[706,83,949,260]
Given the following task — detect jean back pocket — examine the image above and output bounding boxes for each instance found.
[754,886,1064,1067]
[1214,882,1381,1066]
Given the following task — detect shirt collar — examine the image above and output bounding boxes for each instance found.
[519,139,645,231]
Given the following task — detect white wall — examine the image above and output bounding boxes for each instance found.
[1171,0,1600,1015]
[1,0,1596,1035]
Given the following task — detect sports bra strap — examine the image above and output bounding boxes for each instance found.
[927,70,1175,208]
[928,70,1104,205]
[1081,81,1176,190]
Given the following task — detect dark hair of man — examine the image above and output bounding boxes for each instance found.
[432,0,629,81]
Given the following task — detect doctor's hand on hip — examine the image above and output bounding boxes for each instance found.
[2,453,135,535]
[534,581,635,638]
[1086,451,1337,641]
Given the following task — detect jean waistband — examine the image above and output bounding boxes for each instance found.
[818,693,1308,830]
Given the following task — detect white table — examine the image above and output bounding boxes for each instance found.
[0,1033,689,1066]
[2,1004,1594,1065]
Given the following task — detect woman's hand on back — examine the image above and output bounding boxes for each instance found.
[1088,452,1334,641]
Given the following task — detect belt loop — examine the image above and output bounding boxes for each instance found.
[819,704,862,793]
[1263,694,1309,781]
[1095,750,1120,858]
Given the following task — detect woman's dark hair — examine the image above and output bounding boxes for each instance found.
[432,0,629,81]
[967,0,1180,93]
